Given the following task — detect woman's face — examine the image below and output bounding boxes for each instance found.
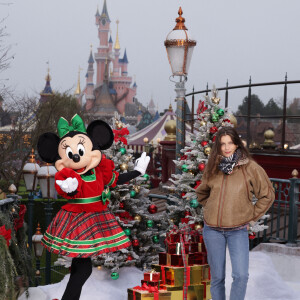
[220,135,238,157]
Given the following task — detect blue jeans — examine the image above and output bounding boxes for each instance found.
[203,224,249,300]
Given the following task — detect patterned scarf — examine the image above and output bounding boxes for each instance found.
[218,149,241,175]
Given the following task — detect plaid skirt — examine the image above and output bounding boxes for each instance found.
[41,208,131,258]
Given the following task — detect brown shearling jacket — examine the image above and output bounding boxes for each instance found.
[195,158,275,228]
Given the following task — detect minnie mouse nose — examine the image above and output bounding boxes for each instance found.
[72,154,80,163]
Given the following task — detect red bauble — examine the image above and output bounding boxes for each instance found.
[201,141,208,147]
[148,204,158,214]
[212,136,217,142]
[180,155,187,161]
[181,192,186,197]
[119,202,125,209]
[198,163,205,171]
[126,255,134,261]
[210,126,218,134]
[185,210,191,216]
[132,239,139,247]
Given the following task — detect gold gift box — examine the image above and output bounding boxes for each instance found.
[127,288,171,300]
[164,284,204,300]
[201,280,211,300]
[152,264,210,286]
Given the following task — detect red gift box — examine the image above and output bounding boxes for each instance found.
[158,252,194,267]
[144,271,160,282]
[166,242,192,254]
[190,242,206,253]
[141,280,161,287]
[193,252,208,265]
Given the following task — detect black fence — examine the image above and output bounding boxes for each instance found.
[185,76,300,153]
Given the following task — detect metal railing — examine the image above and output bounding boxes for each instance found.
[185,76,300,151]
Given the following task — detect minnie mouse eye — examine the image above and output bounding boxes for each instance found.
[66,147,73,159]
[77,144,85,157]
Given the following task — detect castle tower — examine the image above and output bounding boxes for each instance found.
[39,68,54,103]
[148,96,156,116]
[95,0,111,85]
[120,49,128,76]
[74,67,83,106]
[112,20,121,77]
[85,47,95,111]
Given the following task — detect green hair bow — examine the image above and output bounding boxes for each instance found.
[57,114,87,138]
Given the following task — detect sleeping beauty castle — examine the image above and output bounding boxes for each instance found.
[75,0,142,124]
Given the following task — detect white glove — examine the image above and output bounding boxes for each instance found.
[134,152,150,176]
[56,178,78,193]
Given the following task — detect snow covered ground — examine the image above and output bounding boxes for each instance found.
[19,249,300,300]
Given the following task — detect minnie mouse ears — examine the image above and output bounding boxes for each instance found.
[87,120,114,150]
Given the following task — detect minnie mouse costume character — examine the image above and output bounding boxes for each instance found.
[37,114,150,300]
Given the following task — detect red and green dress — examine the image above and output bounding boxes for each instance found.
[41,155,131,258]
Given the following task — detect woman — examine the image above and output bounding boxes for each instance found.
[196,127,274,300]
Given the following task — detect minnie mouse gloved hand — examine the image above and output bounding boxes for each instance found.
[56,178,78,193]
[134,152,150,176]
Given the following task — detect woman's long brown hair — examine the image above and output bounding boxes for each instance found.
[204,127,251,178]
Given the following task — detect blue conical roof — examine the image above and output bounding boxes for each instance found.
[122,49,128,64]
[88,50,94,64]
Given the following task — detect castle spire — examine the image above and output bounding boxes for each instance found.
[75,66,82,95]
[114,20,121,50]
[101,0,110,22]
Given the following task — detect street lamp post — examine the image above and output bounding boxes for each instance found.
[23,149,40,249]
[37,163,57,285]
[164,7,196,161]
[32,223,44,286]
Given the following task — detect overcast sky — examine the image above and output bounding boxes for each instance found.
[2,0,300,112]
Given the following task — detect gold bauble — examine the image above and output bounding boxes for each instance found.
[133,185,141,193]
[199,120,207,127]
[211,97,221,105]
[204,146,212,156]
[194,224,203,230]
[134,215,142,222]
[119,163,128,171]
[188,170,195,175]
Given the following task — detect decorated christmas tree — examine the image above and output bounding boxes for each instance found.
[92,113,170,278]
[164,86,268,235]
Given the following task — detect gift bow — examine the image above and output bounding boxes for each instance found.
[57,114,87,138]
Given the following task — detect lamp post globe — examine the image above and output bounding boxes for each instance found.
[164,7,196,77]
[37,163,57,199]
[164,7,196,161]
[23,149,40,192]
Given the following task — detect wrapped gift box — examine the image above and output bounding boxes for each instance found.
[152,264,210,286]
[193,252,208,265]
[141,280,162,287]
[159,252,194,267]
[128,288,171,300]
[201,280,211,300]
[190,242,205,253]
[164,284,204,300]
[144,271,160,282]
[166,242,192,254]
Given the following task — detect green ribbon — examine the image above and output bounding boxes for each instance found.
[101,188,111,204]
[57,114,87,138]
